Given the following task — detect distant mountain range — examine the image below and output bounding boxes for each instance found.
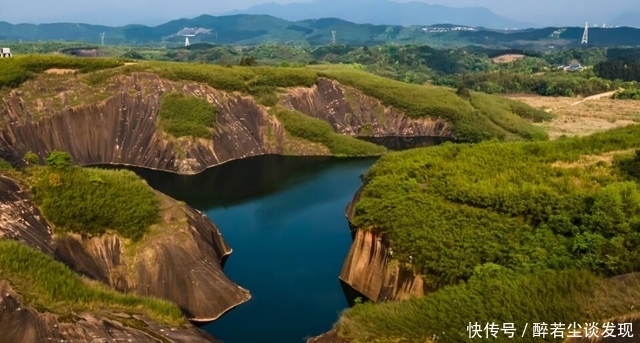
[609,12,640,28]
[1,14,640,49]
[221,0,535,29]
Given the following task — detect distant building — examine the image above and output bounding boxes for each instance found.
[565,59,583,71]
[0,48,12,58]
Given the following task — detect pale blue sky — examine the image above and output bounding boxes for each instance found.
[1,0,636,26]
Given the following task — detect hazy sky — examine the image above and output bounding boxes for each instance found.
[1,0,636,26]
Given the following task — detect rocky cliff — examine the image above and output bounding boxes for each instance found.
[0,70,447,342]
[339,187,426,303]
[0,280,219,343]
[0,72,327,175]
[282,78,454,138]
[0,73,452,175]
[0,174,250,324]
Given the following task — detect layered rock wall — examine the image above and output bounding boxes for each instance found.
[0,175,250,322]
[339,187,425,302]
[0,280,219,343]
[0,73,291,174]
[282,78,454,138]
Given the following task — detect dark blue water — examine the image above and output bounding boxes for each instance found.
[127,155,377,343]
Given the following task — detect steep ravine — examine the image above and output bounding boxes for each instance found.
[0,72,448,341]
[0,174,246,342]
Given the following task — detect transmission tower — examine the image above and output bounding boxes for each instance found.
[100,32,105,46]
[581,22,588,45]
[331,30,337,44]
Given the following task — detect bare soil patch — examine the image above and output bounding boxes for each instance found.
[492,54,525,63]
[505,94,640,139]
[44,68,78,75]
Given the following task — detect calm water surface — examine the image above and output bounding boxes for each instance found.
[127,155,378,343]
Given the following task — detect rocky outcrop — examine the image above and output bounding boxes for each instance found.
[0,72,327,174]
[0,175,55,256]
[0,174,250,323]
[339,187,426,303]
[282,78,454,137]
[0,280,219,343]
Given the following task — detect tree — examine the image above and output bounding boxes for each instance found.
[239,57,256,66]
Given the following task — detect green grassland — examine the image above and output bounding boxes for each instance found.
[0,239,185,326]
[0,159,183,326]
[271,107,386,156]
[340,124,640,342]
[158,92,218,138]
[0,55,551,143]
[338,268,640,343]
[29,161,160,241]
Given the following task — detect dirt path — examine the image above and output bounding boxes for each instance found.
[571,90,619,106]
[505,94,639,139]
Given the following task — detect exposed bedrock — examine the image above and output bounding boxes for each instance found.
[0,72,317,175]
[281,77,455,137]
[0,175,56,256]
[0,175,250,323]
[0,280,220,343]
[339,187,426,303]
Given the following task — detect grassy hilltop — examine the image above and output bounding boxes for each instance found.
[0,54,550,144]
[338,124,640,342]
[6,52,640,342]
[0,156,185,326]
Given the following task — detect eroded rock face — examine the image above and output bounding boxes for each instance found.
[339,188,425,303]
[0,280,219,343]
[282,78,454,137]
[0,175,55,255]
[0,72,327,175]
[0,175,250,323]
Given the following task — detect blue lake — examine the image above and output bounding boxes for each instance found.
[128,155,378,343]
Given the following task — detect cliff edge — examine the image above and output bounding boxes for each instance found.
[0,173,250,323]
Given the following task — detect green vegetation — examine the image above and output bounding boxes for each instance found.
[354,125,640,286]
[338,268,640,343]
[0,55,123,89]
[135,61,318,95]
[158,92,218,138]
[0,158,11,172]
[3,55,548,143]
[30,153,159,241]
[435,70,633,97]
[339,124,640,342]
[271,107,386,156]
[316,66,550,141]
[0,239,184,326]
[613,88,640,100]
[23,151,39,165]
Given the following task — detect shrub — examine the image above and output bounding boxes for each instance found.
[353,125,640,287]
[338,269,640,343]
[612,88,640,100]
[272,107,386,156]
[31,166,159,241]
[45,151,71,169]
[23,151,39,165]
[0,55,122,89]
[0,158,11,172]
[316,66,547,142]
[158,92,217,138]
